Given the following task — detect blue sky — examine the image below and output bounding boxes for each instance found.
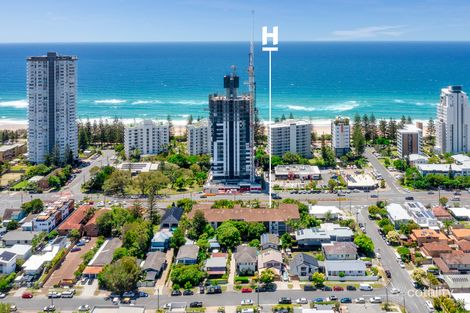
[2,0,470,42]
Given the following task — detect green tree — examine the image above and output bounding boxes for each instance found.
[113,247,129,261]
[122,220,152,258]
[170,227,186,250]
[216,222,241,250]
[411,268,427,285]
[282,152,301,164]
[69,229,81,241]
[170,264,207,287]
[259,269,275,284]
[439,196,449,207]
[386,230,400,245]
[189,210,208,240]
[281,233,293,249]
[98,256,142,294]
[311,272,325,286]
[21,199,44,214]
[48,175,62,189]
[6,220,18,231]
[354,234,375,256]
[103,170,131,196]
[247,223,266,241]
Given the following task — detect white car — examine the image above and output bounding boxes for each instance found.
[241,299,253,305]
[391,288,400,294]
[370,297,382,303]
[0,293,5,299]
[78,305,91,311]
[295,298,308,304]
[399,261,406,268]
[355,297,366,304]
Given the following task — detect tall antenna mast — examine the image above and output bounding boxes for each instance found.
[248,10,256,182]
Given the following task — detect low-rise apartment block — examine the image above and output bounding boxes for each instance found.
[124,120,169,157]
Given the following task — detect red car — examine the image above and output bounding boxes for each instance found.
[22,292,33,299]
[241,288,252,293]
[333,286,344,291]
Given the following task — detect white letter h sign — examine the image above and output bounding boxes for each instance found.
[262,26,279,52]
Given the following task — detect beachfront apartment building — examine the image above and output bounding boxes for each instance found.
[269,120,312,158]
[187,119,211,155]
[124,120,169,157]
[397,124,423,159]
[436,85,470,154]
[208,70,254,183]
[27,52,78,164]
[331,117,350,157]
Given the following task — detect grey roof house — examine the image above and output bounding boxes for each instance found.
[175,244,199,265]
[324,260,366,277]
[140,251,167,286]
[2,230,41,247]
[234,245,258,275]
[160,206,184,230]
[289,252,319,280]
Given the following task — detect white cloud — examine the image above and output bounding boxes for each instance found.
[332,25,405,39]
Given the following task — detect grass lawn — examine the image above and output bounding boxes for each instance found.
[11,180,28,190]
[10,165,28,172]
[0,172,22,187]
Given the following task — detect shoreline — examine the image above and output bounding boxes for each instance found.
[0,117,430,136]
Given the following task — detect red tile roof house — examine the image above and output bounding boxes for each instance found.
[432,206,453,221]
[457,240,470,253]
[83,208,111,237]
[421,241,453,258]
[410,229,451,246]
[433,252,470,274]
[57,205,93,236]
[188,203,300,236]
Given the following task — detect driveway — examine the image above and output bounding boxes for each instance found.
[43,238,97,289]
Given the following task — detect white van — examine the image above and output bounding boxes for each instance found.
[425,300,435,312]
[359,283,373,291]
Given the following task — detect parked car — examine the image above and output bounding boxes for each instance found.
[399,261,406,268]
[328,295,338,301]
[61,291,74,298]
[340,297,352,303]
[313,297,324,303]
[295,298,308,304]
[138,291,148,298]
[241,287,252,293]
[241,299,254,305]
[183,290,194,296]
[278,297,292,304]
[391,288,400,294]
[43,305,56,312]
[321,286,332,291]
[206,285,222,294]
[190,302,203,308]
[385,270,392,278]
[78,305,91,311]
[370,297,382,303]
[271,193,282,200]
[9,305,17,312]
[333,286,344,291]
[405,196,414,200]
[199,285,205,294]
[346,285,356,291]
[48,291,61,298]
[0,293,5,299]
[304,284,317,291]
[71,246,81,252]
[171,290,182,296]
[354,297,365,304]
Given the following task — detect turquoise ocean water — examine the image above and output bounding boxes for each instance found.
[1,42,470,124]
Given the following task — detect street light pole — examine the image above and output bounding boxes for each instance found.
[157,287,160,311]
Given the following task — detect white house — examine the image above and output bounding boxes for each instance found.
[0,251,16,274]
[309,205,342,220]
[234,245,257,275]
[324,260,366,277]
[322,242,357,260]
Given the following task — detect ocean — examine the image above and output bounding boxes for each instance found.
[1,42,470,125]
